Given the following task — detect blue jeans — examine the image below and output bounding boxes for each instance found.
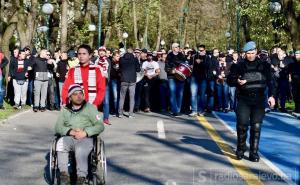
[0,75,3,106]
[26,79,34,106]
[168,78,185,113]
[216,82,229,110]
[229,86,236,110]
[110,79,120,114]
[103,84,110,120]
[199,80,215,111]
[190,77,200,112]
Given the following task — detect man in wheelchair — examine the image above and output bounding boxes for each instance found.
[55,84,105,185]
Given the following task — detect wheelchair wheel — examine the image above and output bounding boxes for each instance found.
[49,138,59,185]
[92,138,107,185]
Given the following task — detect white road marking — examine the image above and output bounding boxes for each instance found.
[157,120,166,139]
[213,111,297,185]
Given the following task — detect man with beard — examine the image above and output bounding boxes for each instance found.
[227,41,275,162]
[55,84,105,185]
[288,50,300,114]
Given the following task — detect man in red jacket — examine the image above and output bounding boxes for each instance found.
[62,44,106,107]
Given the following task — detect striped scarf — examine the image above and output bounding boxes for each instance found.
[74,65,97,104]
[17,60,25,73]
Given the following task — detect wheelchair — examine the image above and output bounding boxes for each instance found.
[49,135,107,185]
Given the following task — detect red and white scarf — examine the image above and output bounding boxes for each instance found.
[96,56,109,78]
[74,65,97,104]
[17,60,25,73]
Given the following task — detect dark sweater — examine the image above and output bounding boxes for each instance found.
[119,53,141,83]
[9,58,29,80]
[56,59,69,82]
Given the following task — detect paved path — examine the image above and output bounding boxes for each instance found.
[0,109,295,185]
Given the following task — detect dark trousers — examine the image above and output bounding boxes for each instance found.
[292,83,300,113]
[143,77,158,109]
[278,79,290,109]
[235,96,265,153]
[134,80,144,110]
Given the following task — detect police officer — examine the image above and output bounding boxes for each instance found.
[227,41,275,162]
[288,50,300,114]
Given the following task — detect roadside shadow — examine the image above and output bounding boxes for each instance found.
[181,135,237,160]
[44,152,51,185]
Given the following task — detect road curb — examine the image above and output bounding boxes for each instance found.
[1,109,32,124]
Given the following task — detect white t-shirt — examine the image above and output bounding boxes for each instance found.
[142,61,159,76]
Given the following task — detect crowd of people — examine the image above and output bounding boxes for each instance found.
[0,43,299,126]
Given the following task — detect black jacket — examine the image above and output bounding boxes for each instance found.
[119,53,141,83]
[110,60,120,81]
[288,60,300,85]
[32,56,54,73]
[56,60,69,82]
[189,54,210,81]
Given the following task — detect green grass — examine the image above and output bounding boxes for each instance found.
[285,100,295,111]
[0,102,30,121]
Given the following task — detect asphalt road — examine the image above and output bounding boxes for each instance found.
[0,109,292,185]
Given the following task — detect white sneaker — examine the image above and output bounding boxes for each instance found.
[189,112,197,117]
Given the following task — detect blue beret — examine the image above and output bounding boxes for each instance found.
[295,50,300,55]
[243,41,256,52]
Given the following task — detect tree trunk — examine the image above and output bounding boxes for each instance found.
[241,15,251,42]
[132,0,139,48]
[104,0,114,46]
[155,0,162,51]
[2,23,17,95]
[178,0,190,47]
[283,0,300,50]
[183,15,188,46]
[143,0,150,49]
[60,0,69,51]
[16,0,38,48]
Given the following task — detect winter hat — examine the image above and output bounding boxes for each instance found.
[68,84,83,97]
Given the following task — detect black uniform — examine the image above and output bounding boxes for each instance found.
[288,59,300,113]
[227,57,275,162]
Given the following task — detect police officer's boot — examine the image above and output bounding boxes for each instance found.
[236,124,248,160]
[249,123,261,162]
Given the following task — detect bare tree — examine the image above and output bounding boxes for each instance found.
[60,0,69,51]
